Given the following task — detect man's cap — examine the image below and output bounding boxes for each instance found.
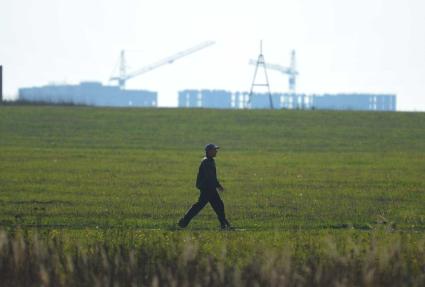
[205,143,220,151]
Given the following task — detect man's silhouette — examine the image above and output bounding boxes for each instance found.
[178,144,232,229]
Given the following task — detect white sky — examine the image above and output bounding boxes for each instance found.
[1,0,425,111]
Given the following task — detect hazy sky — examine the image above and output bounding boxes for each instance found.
[1,0,425,111]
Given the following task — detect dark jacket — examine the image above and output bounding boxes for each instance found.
[196,156,222,191]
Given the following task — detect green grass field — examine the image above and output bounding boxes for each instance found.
[1,106,424,230]
[1,105,425,286]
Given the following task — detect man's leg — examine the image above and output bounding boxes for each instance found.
[178,191,208,227]
[209,191,230,228]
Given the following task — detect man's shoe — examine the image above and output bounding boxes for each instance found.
[220,224,235,231]
[178,218,188,228]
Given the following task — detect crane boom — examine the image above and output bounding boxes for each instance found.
[248,60,297,75]
[110,41,215,88]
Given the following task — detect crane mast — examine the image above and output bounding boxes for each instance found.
[249,50,298,95]
[110,41,215,89]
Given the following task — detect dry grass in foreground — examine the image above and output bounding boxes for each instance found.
[1,229,425,286]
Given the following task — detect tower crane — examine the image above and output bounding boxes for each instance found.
[249,50,298,95]
[110,41,215,89]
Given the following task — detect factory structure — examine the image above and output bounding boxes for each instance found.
[15,42,397,111]
[178,46,395,111]
[178,90,396,111]
[19,82,157,107]
[18,42,215,108]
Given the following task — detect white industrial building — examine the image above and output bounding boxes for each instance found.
[19,82,157,107]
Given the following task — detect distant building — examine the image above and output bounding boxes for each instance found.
[178,90,233,109]
[18,82,157,107]
[311,94,396,111]
[178,90,299,109]
[178,89,396,111]
[248,93,312,110]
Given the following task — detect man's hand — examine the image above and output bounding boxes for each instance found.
[217,186,224,192]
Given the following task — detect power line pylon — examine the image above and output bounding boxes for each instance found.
[248,41,273,109]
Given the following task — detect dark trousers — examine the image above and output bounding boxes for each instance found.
[181,189,229,226]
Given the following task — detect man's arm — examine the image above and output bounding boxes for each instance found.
[215,171,224,192]
[196,161,205,189]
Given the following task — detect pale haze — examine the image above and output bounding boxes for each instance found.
[1,0,424,111]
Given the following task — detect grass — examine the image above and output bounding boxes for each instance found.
[0,105,425,286]
[2,228,425,286]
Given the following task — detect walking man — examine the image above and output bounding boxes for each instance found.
[178,144,232,230]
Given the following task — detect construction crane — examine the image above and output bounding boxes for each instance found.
[110,41,215,89]
[249,50,298,95]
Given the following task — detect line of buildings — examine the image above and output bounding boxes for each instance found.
[18,82,396,111]
[179,90,396,111]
